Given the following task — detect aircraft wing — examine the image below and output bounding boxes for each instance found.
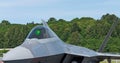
[95,53,120,59]
[65,44,120,59]
[65,44,98,57]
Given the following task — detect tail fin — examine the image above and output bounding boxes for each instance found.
[98,18,119,52]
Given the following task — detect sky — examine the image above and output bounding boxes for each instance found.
[0,0,120,24]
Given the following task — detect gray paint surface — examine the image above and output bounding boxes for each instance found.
[2,20,120,63]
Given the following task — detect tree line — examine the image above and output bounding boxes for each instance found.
[0,13,120,53]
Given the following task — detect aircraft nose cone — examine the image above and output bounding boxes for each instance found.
[2,46,34,61]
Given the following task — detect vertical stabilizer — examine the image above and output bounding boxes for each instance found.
[98,18,119,52]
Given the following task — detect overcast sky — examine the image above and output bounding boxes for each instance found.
[0,0,119,24]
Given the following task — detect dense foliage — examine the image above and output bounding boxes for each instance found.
[0,14,120,53]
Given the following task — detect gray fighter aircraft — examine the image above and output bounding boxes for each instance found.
[1,19,120,63]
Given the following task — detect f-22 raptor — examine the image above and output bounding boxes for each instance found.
[1,19,120,63]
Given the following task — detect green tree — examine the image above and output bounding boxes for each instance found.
[48,17,57,22]
[67,31,82,45]
[1,20,10,25]
[100,13,118,24]
[71,23,81,32]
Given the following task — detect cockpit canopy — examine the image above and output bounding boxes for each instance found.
[27,26,51,39]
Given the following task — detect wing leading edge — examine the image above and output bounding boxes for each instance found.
[65,44,120,59]
[65,44,98,57]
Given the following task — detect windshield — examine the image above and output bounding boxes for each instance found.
[27,26,51,39]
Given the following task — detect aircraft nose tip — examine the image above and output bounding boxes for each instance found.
[2,46,34,61]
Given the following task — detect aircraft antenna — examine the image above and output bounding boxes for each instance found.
[41,19,49,27]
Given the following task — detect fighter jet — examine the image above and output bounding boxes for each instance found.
[0,19,120,63]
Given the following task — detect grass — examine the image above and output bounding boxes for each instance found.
[100,59,120,63]
[0,50,9,57]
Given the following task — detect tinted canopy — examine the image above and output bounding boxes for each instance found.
[27,26,51,39]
